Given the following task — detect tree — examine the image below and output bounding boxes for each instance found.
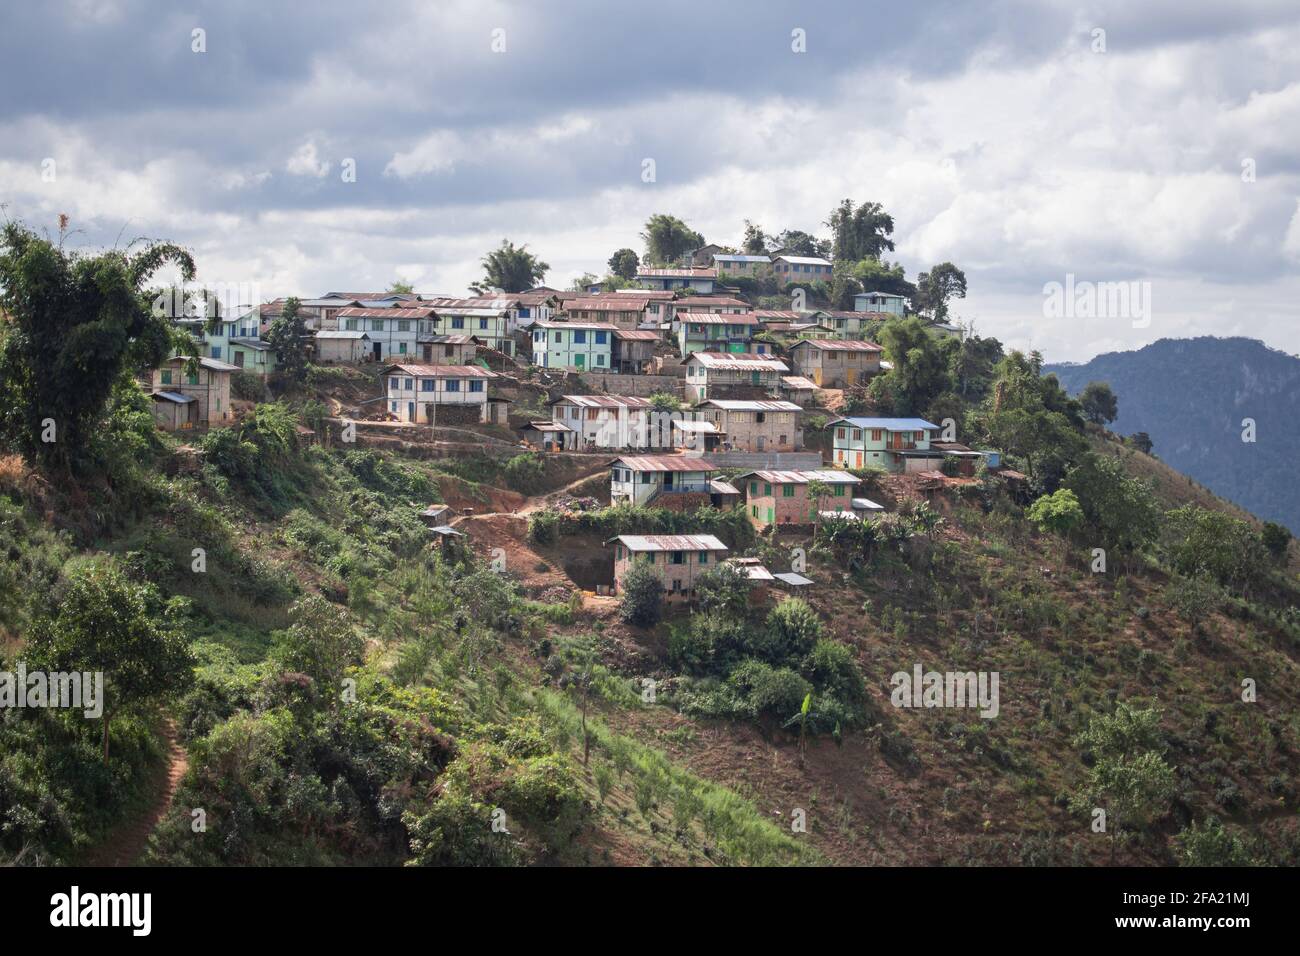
[1079,381,1119,425]
[913,262,967,322]
[272,595,363,708]
[694,562,752,619]
[1027,488,1084,538]
[618,561,664,627]
[875,316,956,415]
[772,228,824,258]
[27,558,194,761]
[761,598,823,664]
[387,280,414,294]
[1063,453,1160,556]
[1128,431,1154,455]
[569,272,599,292]
[825,199,895,262]
[740,220,769,255]
[265,296,311,383]
[1072,702,1175,862]
[607,248,640,280]
[640,214,703,265]
[1176,817,1255,866]
[470,240,549,293]
[0,220,196,469]
[1261,521,1291,563]
[1164,506,1270,595]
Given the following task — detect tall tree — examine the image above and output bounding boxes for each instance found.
[741,220,769,255]
[1079,381,1119,425]
[265,296,311,383]
[640,214,703,265]
[0,220,195,469]
[387,280,414,294]
[825,199,896,262]
[914,262,967,322]
[28,557,194,762]
[607,248,640,280]
[470,239,549,293]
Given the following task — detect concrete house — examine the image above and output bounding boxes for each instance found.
[609,455,715,506]
[683,351,790,402]
[336,307,433,361]
[421,301,515,355]
[787,339,883,387]
[152,356,237,428]
[676,312,763,358]
[815,309,884,339]
[550,395,674,450]
[772,255,833,281]
[314,329,372,363]
[713,253,772,277]
[738,469,861,530]
[854,291,907,315]
[664,296,750,327]
[383,363,497,424]
[635,267,716,293]
[689,243,726,267]
[829,417,941,473]
[692,399,803,452]
[608,534,729,601]
[530,320,617,371]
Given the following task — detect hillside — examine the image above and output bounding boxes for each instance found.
[1046,337,1300,533]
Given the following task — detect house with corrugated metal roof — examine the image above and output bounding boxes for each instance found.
[335,307,434,361]
[609,455,715,506]
[151,356,238,428]
[787,338,884,386]
[683,351,790,402]
[549,394,672,450]
[676,311,764,358]
[736,468,860,530]
[692,399,804,453]
[772,254,833,281]
[713,253,772,278]
[607,533,729,600]
[382,363,497,423]
[530,320,616,371]
[828,416,942,473]
[853,291,907,315]
[314,329,372,363]
[635,266,716,293]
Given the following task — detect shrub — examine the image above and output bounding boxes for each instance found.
[527,509,559,546]
[760,598,823,665]
[618,561,664,628]
[502,453,545,495]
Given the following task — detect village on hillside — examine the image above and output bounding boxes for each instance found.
[145,236,1020,598]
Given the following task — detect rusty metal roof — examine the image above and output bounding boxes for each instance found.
[336,307,437,319]
[607,534,728,552]
[687,352,788,371]
[677,311,759,325]
[781,376,818,389]
[382,364,496,377]
[736,469,860,484]
[610,455,714,472]
[613,330,659,340]
[635,267,716,277]
[697,399,801,412]
[555,394,653,408]
[790,338,882,351]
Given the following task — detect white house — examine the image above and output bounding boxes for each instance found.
[609,455,716,506]
[383,363,497,423]
[550,394,679,450]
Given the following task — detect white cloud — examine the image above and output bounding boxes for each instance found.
[285,141,330,178]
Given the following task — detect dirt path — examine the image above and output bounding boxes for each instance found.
[82,720,189,867]
[449,463,607,526]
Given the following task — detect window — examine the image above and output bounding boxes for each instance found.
[421,380,434,392]
[534,330,543,342]
[211,347,222,359]
[751,505,758,517]
[871,429,883,442]
[371,319,384,331]
[398,342,407,354]
[749,481,758,495]
[596,354,606,366]
[783,484,795,497]
[397,320,411,332]
[836,427,845,441]
[452,318,464,329]
[834,484,846,496]
[161,370,173,385]
[345,318,359,330]
[595,331,607,344]
[404,378,414,389]
[479,318,488,330]
[671,551,684,565]
[390,401,397,412]
[574,330,587,344]
[446,380,460,392]
[554,331,562,343]
[469,380,484,392]
[763,483,772,495]
[699,551,708,564]
[187,372,199,385]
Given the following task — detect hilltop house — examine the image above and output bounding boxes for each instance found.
[829,417,942,473]
[737,469,861,530]
[676,312,763,358]
[772,255,833,281]
[151,356,238,429]
[335,307,434,361]
[713,253,771,277]
[611,330,658,374]
[550,395,676,450]
[382,363,497,424]
[787,339,883,387]
[609,455,715,506]
[683,351,790,402]
[314,329,371,363]
[563,296,654,330]
[692,399,803,453]
[530,320,616,371]
[635,267,717,293]
[854,291,907,315]
[608,534,729,601]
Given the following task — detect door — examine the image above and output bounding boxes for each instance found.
[407,402,415,421]
[233,351,245,368]
[575,354,585,370]
[756,436,765,451]
[373,342,382,360]
[423,345,432,362]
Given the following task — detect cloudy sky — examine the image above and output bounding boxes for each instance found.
[2,0,1298,362]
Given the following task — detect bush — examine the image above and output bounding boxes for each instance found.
[619,561,664,628]
[502,453,545,495]
[231,370,268,402]
[760,598,823,665]
[802,639,866,708]
[527,509,559,546]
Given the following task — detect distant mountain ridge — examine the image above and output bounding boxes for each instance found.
[1045,336,1300,533]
